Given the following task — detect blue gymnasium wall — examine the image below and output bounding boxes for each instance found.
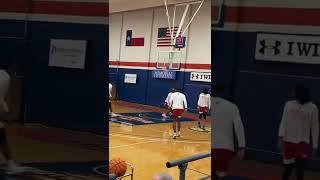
[0,20,27,64]
[109,68,211,112]
[211,31,237,99]
[0,19,107,134]
[213,30,320,169]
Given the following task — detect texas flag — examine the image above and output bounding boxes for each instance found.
[126,30,144,46]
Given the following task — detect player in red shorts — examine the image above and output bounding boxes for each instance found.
[211,84,245,179]
[278,84,318,180]
[197,88,210,130]
[168,88,187,139]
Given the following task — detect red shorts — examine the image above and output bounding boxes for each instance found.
[212,149,235,172]
[172,109,184,118]
[199,107,209,113]
[283,142,310,163]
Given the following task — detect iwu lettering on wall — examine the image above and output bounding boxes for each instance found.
[255,33,320,64]
[190,72,211,82]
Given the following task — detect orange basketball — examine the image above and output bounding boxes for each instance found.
[109,158,127,177]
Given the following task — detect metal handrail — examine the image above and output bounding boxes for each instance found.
[166,152,211,180]
[166,152,211,168]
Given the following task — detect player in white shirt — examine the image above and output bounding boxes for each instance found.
[162,88,175,118]
[109,83,116,117]
[0,64,27,174]
[278,84,319,180]
[211,84,245,179]
[197,88,210,130]
[168,89,187,139]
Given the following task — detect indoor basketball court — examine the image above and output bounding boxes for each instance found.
[110,0,320,179]
[109,0,211,179]
[109,101,210,179]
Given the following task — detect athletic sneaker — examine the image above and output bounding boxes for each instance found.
[6,160,28,175]
[177,131,181,137]
[110,112,117,117]
[173,133,177,139]
[162,113,167,118]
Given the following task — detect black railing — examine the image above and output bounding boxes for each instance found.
[166,152,211,180]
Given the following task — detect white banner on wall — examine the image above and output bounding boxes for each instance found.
[124,74,137,84]
[255,33,320,64]
[49,39,87,69]
[190,72,211,82]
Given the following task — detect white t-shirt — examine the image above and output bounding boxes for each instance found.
[109,83,112,98]
[279,100,319,149]
[0,70,10,113]
[169,92,187,110]
[165,92,172,104]
[211,97,246,151]
[198,93,211,109]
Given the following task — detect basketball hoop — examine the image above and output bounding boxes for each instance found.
[163,0,204,50]
[157,51,182,70]
[157,0,203,69]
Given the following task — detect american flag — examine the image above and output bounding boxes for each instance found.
[157,27,181,47]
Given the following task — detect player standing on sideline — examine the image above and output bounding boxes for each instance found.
[162,88,176,118]
[0,64,27,174]
[211,84,246,179]
[109,83,116,117]
[197,88,210,130]
[278,84,319,180]
[169,88,187,139]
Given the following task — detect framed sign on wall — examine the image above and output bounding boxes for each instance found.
[124,74,137,84]
[190,72,211,82]
[48,39,87,69]
[152,70,176,80]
